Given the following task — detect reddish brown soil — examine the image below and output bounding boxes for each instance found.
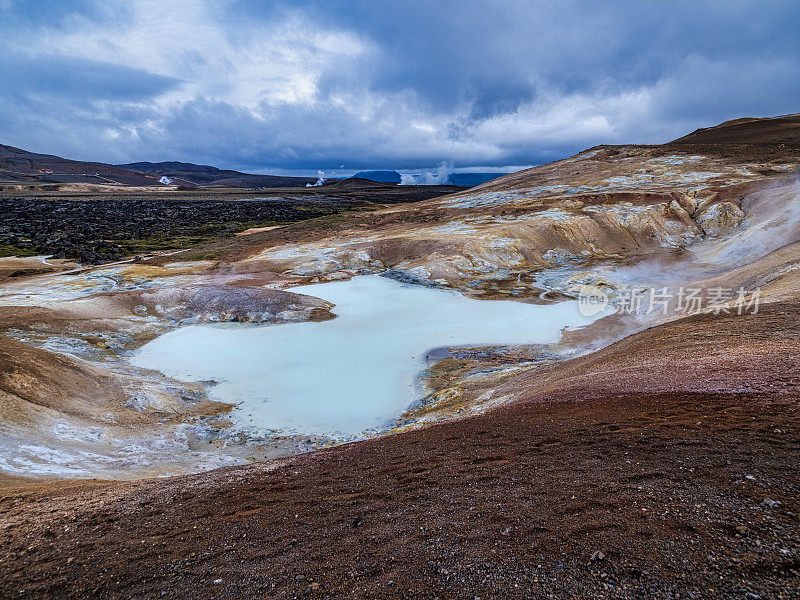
[1,303,798,599]
[669,114,800,146]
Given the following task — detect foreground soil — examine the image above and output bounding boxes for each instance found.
[1,303,797,599]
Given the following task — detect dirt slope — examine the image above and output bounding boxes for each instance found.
[1,302,797,599]
[670,113,800,146]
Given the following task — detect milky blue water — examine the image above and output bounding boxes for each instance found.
[131,275,600,437]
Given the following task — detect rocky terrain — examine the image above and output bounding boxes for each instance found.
[0,183,462,263]
[0,114,798,598]
[0,196,336,263]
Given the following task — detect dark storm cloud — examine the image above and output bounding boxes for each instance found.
[0,55,180,101]
[0,0,797,171]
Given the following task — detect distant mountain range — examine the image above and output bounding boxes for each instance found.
[0,145,317,188]
[117,161,318,188]
[0,141,516,190]
[353,170,402,184]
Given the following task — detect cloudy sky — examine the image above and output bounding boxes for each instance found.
[0,0,797,175]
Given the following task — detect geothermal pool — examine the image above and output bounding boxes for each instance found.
[131,275,599,437]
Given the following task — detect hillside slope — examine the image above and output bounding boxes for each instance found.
[669,113,800,146]
[456,113,799,197]
[0,144,160,186]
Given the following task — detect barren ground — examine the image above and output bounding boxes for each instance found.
[0,116,799,598]
[1,305,798,599]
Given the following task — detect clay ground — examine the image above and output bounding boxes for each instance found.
[1,303,797,599]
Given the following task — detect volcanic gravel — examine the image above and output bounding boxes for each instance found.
[0,184,462,264]
[0,197,351,263]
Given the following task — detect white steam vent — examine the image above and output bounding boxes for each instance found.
[399,161,453,185]
[306,171,326,187]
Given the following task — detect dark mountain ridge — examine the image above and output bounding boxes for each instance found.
[0,144,319,188]
[117,161,318,188]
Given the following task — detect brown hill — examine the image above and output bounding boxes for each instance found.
[450,114,800,197]
[0,144,160,186]
[669,113,800,146]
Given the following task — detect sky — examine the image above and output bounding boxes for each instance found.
[0,0,798,175]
